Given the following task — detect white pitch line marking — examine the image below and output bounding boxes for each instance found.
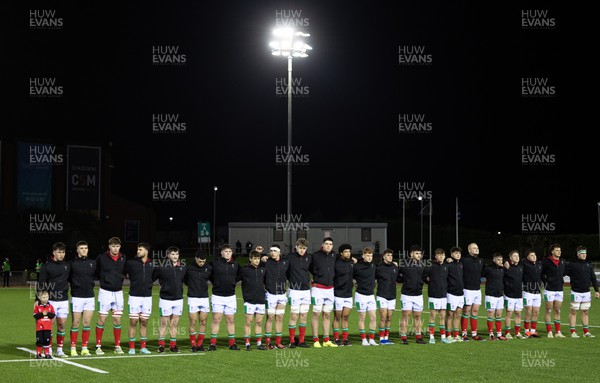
[17,347,109,374]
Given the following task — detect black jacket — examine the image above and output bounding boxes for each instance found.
[541,256,566,291]
[126,257,156,297]
[69,256,96,298]
[153,262,185,300]
[264,257,289,295]
[237,264,266,304]
[285,252,312,291]
[447,261,464,296]
[210,257,239,297]
[566,259,599,294]
[353,260,376,295]
[333,257,354,298]
[376,262,399,300]
[95,252,127,292]
[423,262,448,299]
[461,254,484,290]
[522,260,543,293]
[482,265,504,298]
[310,249,337,286]
[184,262,212,298]
[39,259,70,301]
[503,263,523,299]
[399,259,424,296]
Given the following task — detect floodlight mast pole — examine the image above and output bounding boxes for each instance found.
[287,55,293,254]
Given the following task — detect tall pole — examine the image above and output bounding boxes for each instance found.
[597,202,600,258]
[455,197,459,247]
[402,199,405,258]
[428,200,432,260]
[287,55,293,254]
[419,198,423,249]
[213,186,218,256]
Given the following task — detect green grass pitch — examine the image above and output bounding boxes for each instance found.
[1,285,599,383]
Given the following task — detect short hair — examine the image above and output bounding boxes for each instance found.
[338,244,352,253]
[450,246,462,253]
[37,290,49,298]
[138,242,151,252]
[322,237,334,244]
[508,250,519,258]
[525,248,536,257]
[576,246,587,254]
[221,244,232,251]
[382,248,394,256]
[410,245,422,253]
[270,244,281,250]
[362,247,374,255]
[108,237,121,245]
[434,248,445,255]
[492,252,503,259]
[52,242,66,251]
[166,246,179,254]
[195,249,207,259]
[249,250,262,258]
[549,243,561,252]
[296,238,308,248]
[76,240,88,248]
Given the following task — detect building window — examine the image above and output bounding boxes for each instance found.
[273,228,283,242]
[361,228,371,242]
[125,220,140,242]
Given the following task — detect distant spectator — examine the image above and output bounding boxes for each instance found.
[3,258,11,287]
[236,240,242,254]
[246,241,253,255]
[35,259,44,282]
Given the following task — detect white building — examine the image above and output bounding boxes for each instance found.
[228,222,388,255]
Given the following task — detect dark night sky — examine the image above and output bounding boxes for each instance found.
[5,1,598,236]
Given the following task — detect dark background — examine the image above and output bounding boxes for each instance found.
[3,1,597,249]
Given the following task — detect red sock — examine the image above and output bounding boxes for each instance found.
[289,327,296,340]
[228,337,235,347]
[37,346,42,354]
[265,336,271,345]
[323,336,330,343]
[453,330,459,337]
[487,320,494,333]
[197,334,205,345]
[299,326,306,343]
[275,336,282,345]
[384,329,390,338]
[531,322,537,330]
[495,321,502,333]
[546,323,552,332]
[470,318,478,333]
[82,329,90,347]
[140,339,147,349]
[189,335,196,346]
[113,328,121,346]
[313,336,319,343]
[515,325,521,334]
[129,340,135,349]
[158,339,165,347]
[429,326,435,335]
[379,329,385,338]
[57,334,64,348]
[440,328,446,336]
[210,337,217,345]
[524,321,530,330]
[369,333,375,340]
[554,322,561,333]
[70,330,78,347]
[342,330,349,341]
[333,330,340,340]
[360,332,366,339]
[170,340,176,348]
[416,334,422,339]
[584,327,590,334]
[244,337,250,344]
[256,336,262,344]
[461,317,468,333]
[44,346,50,355]
[570,328,576,334]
